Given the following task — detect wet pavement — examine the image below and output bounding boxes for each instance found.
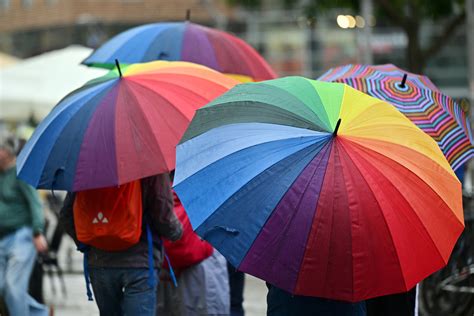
[43,238,268,315]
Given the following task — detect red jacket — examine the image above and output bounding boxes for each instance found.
[163,192,213,271]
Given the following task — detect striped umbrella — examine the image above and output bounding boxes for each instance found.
[318,64,474,171]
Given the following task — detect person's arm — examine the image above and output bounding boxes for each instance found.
[58,192,80,245]
[17,180,48,252]
[143,174,183,241]
[18,180,44,235]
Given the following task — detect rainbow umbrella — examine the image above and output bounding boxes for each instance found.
[82,22,277,82]
[318,64,474,171]
[17,61,238,191]
[174,77,464,302]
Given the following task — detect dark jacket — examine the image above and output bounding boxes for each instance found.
[59,173,183,268]
[266,284,367,316]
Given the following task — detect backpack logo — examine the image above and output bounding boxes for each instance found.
[92,212,109,224]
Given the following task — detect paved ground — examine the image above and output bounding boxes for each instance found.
[43,238,268,315]
[44,273,267,315]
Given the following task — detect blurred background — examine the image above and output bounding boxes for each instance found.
[0,0,473,315]
[0,0,472,121]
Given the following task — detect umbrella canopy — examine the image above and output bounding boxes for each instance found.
[0,46,107,122]
[318,64,474,171]
[17,61,238,192]
[81,22,277,81]
[174,77,464,302]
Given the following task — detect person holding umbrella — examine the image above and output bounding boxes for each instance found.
[59,173,182,315]
[81,19,278,315]
[16,60,238,315]
[173,78,464,315]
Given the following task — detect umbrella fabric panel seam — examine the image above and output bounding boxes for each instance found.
[142,23,185,63]
[128,77,211,122]
[294,143,354,300]
[82,23,173,66]
[38,85,117,190]
[261,77,334,131]
[16,80,116,189]
[309,80,346,130]
[180,101,327,143]
[202,82,326,125]
[338,141,449,291]
[114,81,173,180]
[338,94,454,177]
[192,141,329,267]
[342,138,464,272]
[344,136,462,221]
[174,123,329,186]
[73,84,121,191]
[336,140,408,299]
[175,136,328,230]
[238,140,333,293]
[181,23,221,72]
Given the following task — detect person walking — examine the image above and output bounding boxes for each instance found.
[60,173,183,316]
[157,191,230,316]
[0,134,49,316]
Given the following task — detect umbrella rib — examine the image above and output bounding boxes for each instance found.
[132,75,229,107]
[258,81,333,132]
[23,81,117,189]
[204,26,256,78]
[181,102,324,143]
[190,137,324,233]
[290,141,334,294]
[338,142,409,292]
[222,140,328,271]
[126,78,196,122]
[347,136,459,221]
[118,82,170,172]
[344,139,458,266]
[141,23,183,62]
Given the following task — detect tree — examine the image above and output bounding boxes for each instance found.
[228,0,466,73]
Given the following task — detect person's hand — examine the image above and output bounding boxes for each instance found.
[33,234,48,253]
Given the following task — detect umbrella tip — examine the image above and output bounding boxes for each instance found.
[333,119,341,136]
[115,59,123,78]
[186,9,191,21]
[400,73,407,88]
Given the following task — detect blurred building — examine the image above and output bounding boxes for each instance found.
[0,0,469,99]
[235,7,469,99]
[0,0,237,58]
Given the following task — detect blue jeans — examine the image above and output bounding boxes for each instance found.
[0,227,48,316]
[89,267,158,316]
